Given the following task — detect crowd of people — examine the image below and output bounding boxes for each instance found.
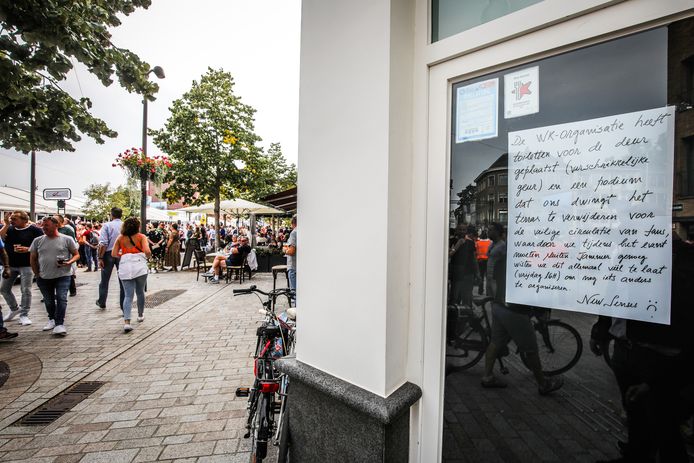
[0,207,298,339]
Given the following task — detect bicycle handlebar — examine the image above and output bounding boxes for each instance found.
[233,285,294,298]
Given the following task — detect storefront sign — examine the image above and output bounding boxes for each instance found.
[455,78,498,143]
[506,107,675,324]
[504,66,539,119]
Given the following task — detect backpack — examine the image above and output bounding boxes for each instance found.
[88,231,99,246]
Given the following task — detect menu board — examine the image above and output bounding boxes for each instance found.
[506,107,675,324]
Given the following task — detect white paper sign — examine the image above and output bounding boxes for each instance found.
[504,66,539,119]
[506,107,675,324]
[455,78,499,143]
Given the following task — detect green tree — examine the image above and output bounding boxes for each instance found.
[83,181,140,221]
[0,0,158,153]
[83,183,112,221]
[151,68,262,248]
[236,142,297,201]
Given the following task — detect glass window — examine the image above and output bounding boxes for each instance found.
[432,0,542,42]
[444,20,694,462]
[488,175,495,187]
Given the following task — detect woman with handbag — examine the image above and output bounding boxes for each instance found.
[112,217,151,332]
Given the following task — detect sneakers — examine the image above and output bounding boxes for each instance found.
[52,325,67,336]
[202,270,214,277]
[95,300,106,309]
[123,324,133,332]
[137,316,144,322]
[19,315,32,326]
[210,278,220,284]
[43,319,56,331]
[3,309,19,322]
[538,376,564,396]
[0,330,18,340]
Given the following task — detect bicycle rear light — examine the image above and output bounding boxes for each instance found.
[259,382,279,393]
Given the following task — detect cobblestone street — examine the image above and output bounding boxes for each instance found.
[0,268,272,462]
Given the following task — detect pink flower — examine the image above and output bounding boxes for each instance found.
[112,163,116,167]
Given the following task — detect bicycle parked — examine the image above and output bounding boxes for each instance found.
[446,295,583,376]
[234,285,296,463]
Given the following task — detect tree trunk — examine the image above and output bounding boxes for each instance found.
[214,193,221,251]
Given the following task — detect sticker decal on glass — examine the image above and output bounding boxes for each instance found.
[504,66,539,119]
[455,78,499,143]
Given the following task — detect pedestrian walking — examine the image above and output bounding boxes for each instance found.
[112,218,151,332]
[284,216,297,304]
[0,210,44,326]
[30,217,79,336]
[0,237,18,340]
[81,223,99,271]
[96,207,124,310]
[163,223,181,271]
[55,215,78,297]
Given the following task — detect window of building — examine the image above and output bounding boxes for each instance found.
[431,0,542,42]
[487,175,495,187]
[444,20,694,462]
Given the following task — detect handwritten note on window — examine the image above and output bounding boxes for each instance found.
[506,107,675,324]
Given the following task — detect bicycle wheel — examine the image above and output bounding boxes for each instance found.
[446,319,487,373]
[523,320,583,376]
[250,394,270,463]
[277,405,290,463]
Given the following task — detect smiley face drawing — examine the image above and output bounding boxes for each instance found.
[646,300,658,317]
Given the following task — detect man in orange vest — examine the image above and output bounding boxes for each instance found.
[475,230,491,295]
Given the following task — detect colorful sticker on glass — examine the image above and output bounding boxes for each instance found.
[504,66,539,119]
[455,78,499,143]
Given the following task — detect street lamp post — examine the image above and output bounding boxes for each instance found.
[140,65,165,233]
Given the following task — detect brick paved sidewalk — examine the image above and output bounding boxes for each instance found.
[0,269,277,462]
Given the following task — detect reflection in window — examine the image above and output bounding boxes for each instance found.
[443,21,694,462]
[432,0,543,42]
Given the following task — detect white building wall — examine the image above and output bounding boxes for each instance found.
[297,0,415,397]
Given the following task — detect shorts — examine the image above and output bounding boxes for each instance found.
[490,302,538,353]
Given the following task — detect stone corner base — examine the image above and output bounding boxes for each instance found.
[276,357,422,463]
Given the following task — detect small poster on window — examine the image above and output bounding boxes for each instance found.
[506,106,675,325]
[504,66,539,119]
[455,78,499,143]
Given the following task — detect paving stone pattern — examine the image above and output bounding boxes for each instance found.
[0,269,278,462]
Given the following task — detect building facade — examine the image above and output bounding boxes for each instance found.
[289,1,694,461]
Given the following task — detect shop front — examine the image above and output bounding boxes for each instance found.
[292,1,694,461]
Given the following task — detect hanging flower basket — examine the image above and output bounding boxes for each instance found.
[113,147,172,184]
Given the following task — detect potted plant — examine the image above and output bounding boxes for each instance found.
[113,147,172,183]
[254,246,286,272]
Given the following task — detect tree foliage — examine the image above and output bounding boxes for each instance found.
[455,183,476,222]
[152,68,264,246]
[0,0,158,153]
[236,142,297,201]
[83,181,140,221]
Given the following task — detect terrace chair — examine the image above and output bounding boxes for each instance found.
[194,249,210,282]
[225,254,249,284]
